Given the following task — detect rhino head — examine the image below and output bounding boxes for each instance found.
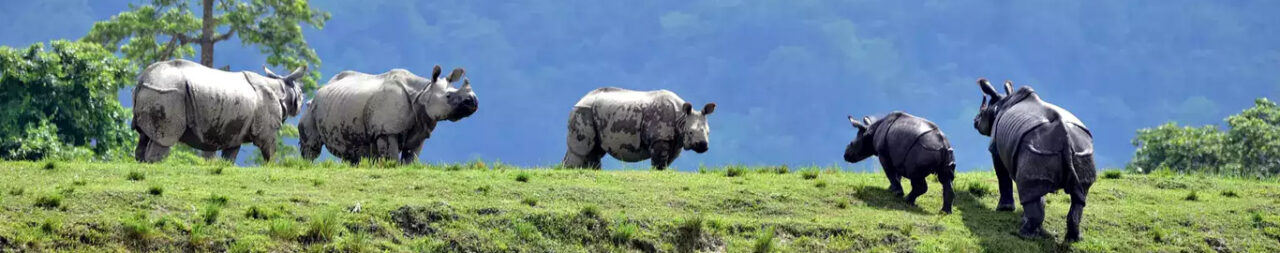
[413,65,479,122]
[844,115,878,163]
[973,78,1012,136]
[680,102,716,153]
[262,65,308,117]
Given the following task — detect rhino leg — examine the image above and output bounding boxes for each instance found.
[200,150,217,160]
[563,107,604,169]
[400,145,422,164]
[992,151,1016,211]
[938,168,956,214]
[1018,195,1049,239]
[879,160,904,197]
[373,135,401,162]
[253,138,276,163]
[140,140,172,163]
[220,146,240,161]
[905,177,928,206]
[1065,182,1092,242]
[299,125,322,161]
[649,141,675,170]
[134,134,151,162]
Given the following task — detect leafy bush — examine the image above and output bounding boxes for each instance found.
[1130,98,1280,178]
[0,41,136,161]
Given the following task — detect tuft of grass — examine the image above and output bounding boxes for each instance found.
[34,192,64,209]
[836,199,850,209]
[267,219,298,241]
[801,169,819,180]
[310,178,324,187]
[126,170,145,181]
[72,178,86,186]
[7,187,22,196]
[515,171,531,182]
[303,211,341,242]
[675,215,705,251]
[815,180,828,188]
[188,222,211,247]
[200,204,221,225]
[244,206,275,220]
[43,161,58,170]
[207,194,229,206]
[1185,191,1199,201]
[580,205,601,218]
[726,166,746,177]
[772,165,790,174]
[39,217,62,234]
[1103,170,1123,179]
[967,182,991,198]
[513,220,541,242]
[753,226,776,253]
[467,159,489,170]
[121,212,156,242]
[522,197,538,207]
[1220,190,1239,198]
[147,185,163,196]
[610,222,638,244]
[1149,225,1167,243]
[475,185,492,195]
[210,167,224,175]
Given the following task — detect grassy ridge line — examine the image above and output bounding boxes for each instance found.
[0,161,1276,252]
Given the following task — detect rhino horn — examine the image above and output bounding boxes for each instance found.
[285,65,308,82]
[459,78,472,92]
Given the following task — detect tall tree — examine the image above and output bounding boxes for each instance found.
[82,0,330,93]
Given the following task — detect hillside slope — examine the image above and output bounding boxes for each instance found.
[0,161,1277,252]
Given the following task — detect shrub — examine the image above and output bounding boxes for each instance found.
[1185,191,1199,201]
[1103,170,1123,179]
[34,192,63,209]
[147,185,163,196]
[801,169,819,180]
[515,171,531,182]
[200,204,221,225]
[753,226,776,253]
[268,219,298,240]
[303,211,341,242]
[522,197,538,207]
[126,170,145,181]
[967,182,991,198]
[726,166,746,177]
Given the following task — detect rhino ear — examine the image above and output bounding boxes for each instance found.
[682,102,693,114]
[978,78,1002,99]
[862,116,875,126]
[1003,80,1014,96]
[263,65,281,79]
[848,115,866,130]
[284,65,308,82]
[431,65,443,80]
[702,103,716,115]
[447,68,466,83]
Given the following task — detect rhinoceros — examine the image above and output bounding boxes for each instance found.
[132,59,307,163]
[844,112,956,213]
[973,78,1096,242]
[298,66,477,164]
[562,88,715,170]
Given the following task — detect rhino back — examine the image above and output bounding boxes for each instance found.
[993,95,1092,173]
[575,88,684,162]
[311,73,416,151]
[872,112,949,169]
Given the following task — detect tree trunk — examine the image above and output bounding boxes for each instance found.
[199,0,215,67]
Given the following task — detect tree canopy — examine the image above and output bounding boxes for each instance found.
[82,0,329,94]
[1131,98,1280,178]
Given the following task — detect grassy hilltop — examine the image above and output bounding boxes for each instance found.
[0,160,1277,252]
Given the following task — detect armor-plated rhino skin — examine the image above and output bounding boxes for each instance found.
[844,112,956,213]
[298,66,477,164]
[973,79,1096,242]
[562,87,715,170]
[132,59,307,163]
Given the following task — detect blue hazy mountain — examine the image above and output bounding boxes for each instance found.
[3,0,1278,171]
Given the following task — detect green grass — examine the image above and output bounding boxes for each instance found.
[0,161,1277,252]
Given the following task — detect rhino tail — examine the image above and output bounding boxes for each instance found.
[1058,120,1085,198]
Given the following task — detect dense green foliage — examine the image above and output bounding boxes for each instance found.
[82,0,329,94]
[0,161,1277,252]
[1131,98,1280,178]
[0,41,136,160]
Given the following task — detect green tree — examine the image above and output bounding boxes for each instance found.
[82,0,329,94]
[1129,123,1230,174]
[0,41,136,160]
[1225,98,1280,177]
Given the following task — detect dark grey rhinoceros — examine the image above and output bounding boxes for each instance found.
[562,87,715,170]
[844,112,956,213]
[973,78,1096,242]
[298,66,477,164]
[132,59,307,163]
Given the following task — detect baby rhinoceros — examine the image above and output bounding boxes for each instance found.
[844,112,956,214]
[562,87,716,170]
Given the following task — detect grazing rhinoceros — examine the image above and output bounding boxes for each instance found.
[562,88,715,170]
[132,59,307,163]
[298,66,477,164]
[973,78,1096,242]
[844,112,956,213]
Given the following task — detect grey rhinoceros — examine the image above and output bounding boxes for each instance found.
[562,88,715,170]
[132,59,307,163]
[298,66,477,164]
[844,112,956,213]
[973,78,1096,242]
